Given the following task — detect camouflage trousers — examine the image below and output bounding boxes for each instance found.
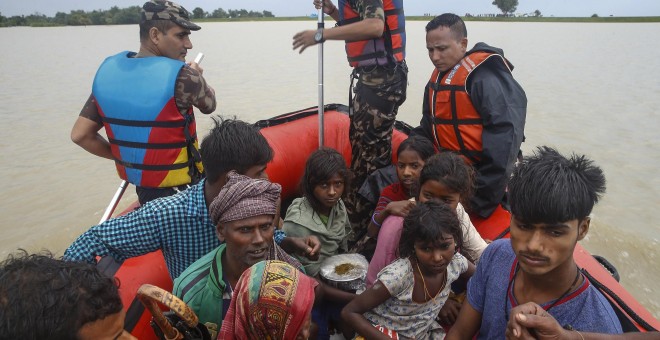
[344,62,408,249]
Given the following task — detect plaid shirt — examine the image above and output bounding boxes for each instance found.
[64,180,287,279]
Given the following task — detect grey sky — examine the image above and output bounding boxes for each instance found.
[2,0,659,17]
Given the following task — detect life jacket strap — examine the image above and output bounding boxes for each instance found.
[108,138,190,150]
[430,83,464,92]
[114,159,189,171]
[181,112,203,180]
[433,117,482,125]
[348,50,388,63]
[101,116,187,128]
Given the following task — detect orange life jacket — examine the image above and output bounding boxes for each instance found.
[427,51,512,164]
[338,0,405,67]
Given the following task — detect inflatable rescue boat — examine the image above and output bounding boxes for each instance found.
[98,104,659,339]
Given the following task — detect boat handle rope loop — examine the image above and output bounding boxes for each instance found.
[137,284,199,340]
[580,269,658,332]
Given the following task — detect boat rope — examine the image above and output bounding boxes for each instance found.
[581,268,658,332]
[253,104,414,135]
[254,104,342,129]
[494,227,510,240]
[592,255,620,282]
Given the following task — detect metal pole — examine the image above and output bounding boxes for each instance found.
[100,180,129,223]
[317,3,325,148]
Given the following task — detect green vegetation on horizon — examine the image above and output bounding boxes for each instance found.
[249,16,660,23]
[0,6,276,27]
[458,16,660,23]
[198,16,660,23]
[2,6,659,27]
[422,16,660,23]
[492,0,519,16]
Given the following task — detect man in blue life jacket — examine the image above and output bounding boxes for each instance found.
[292,0,408,249]
[71,0,216,205]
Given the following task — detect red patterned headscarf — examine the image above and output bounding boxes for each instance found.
[218,260,317,340]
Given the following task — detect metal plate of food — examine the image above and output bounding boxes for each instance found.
[319,253,369,291]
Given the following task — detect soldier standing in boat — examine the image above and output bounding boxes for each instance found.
[411,14,526,219]
[71,0,216,205]
[293,0,408,247]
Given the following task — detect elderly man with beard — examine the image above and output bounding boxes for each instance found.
[172,171,305,338]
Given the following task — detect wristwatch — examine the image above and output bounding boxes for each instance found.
[314,28,325,44]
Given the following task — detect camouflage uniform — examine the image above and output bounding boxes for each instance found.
[140,0,201,31]
[343,0,408,247]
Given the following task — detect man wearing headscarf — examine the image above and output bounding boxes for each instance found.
[173,172,305,339]
[219,260,318,340]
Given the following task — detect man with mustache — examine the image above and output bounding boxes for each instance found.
[173,172,305,338]
[411,13,526,220]
[446,146,622,339]
[71,0,216,205]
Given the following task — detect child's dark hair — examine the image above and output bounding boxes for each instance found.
[397,135,436,161]
[508,146,606,224]
[300,147,351,214]
[419,153,475,204]
[399,201,463,259]
[200,117,274,184]
[0,250,123,339]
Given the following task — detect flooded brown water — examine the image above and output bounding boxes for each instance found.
[0,21,657,318]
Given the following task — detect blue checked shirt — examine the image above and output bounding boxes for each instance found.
[63,180,287,279]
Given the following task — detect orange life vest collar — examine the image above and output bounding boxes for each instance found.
[428,51,511,164]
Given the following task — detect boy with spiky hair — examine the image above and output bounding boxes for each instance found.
[446,146,622,339]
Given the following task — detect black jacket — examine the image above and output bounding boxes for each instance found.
[411,42,527,218]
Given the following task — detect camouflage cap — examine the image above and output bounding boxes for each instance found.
[141,0,201,31]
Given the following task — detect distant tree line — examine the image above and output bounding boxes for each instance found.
[488,0,542,17]
[492,0,518,16]
[193,7,274,19]
[0,6,275,27]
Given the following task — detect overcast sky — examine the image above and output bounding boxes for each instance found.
[2,0,659,18]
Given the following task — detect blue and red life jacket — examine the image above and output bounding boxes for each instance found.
[93,51,203,188]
